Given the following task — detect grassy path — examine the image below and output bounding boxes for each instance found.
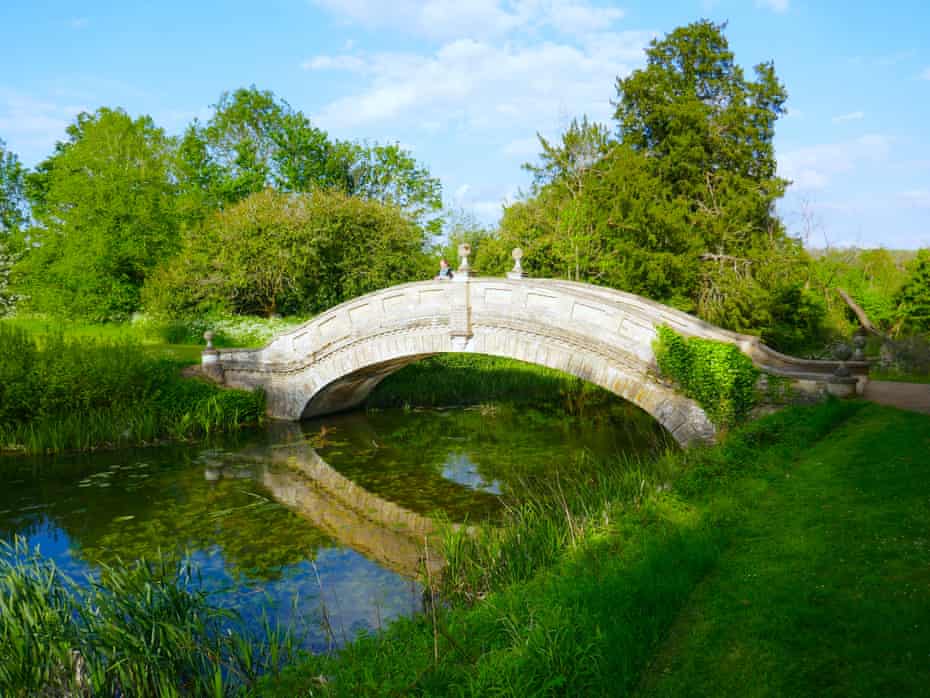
[636,404,930,697]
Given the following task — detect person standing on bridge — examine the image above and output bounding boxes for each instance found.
[436,258,454,280]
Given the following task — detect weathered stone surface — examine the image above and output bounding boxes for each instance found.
[208,277,867,447]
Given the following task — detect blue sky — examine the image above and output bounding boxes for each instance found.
[2,0,928,248]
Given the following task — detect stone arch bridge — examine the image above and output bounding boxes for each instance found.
[203,269,868,446]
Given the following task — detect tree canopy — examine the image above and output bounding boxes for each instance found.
[895,249,930,333]
[0,139,27,234]
[1,26,924,355]
[16,108,180,320]
[144,188,431,318]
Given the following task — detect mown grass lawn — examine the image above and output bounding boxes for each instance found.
[636,404,930,697]
[0,316,203,364]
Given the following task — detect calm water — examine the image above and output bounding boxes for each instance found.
[0,403,667,651]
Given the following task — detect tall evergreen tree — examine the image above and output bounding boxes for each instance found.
[499,21,822,350]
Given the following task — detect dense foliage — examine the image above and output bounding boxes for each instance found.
[144,188,431,318]
[3,87,439,322]
[368,353,618,414]
[894,249,930,333]
[0,23,925,351]
[809,247,910,335]
[0,324,263,454]
[654,325,760,427]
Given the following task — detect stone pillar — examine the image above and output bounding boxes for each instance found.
[828,340,856,398]
[449,255,472,350]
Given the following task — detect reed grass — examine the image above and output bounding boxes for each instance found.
[0,323,264,456]
[0,537,300,697]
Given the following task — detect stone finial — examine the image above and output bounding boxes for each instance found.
[508,247,525,279]
[457,243,472,272]
[203,331,215,350]
[454,243,473,282]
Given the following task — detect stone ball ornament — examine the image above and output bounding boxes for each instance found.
[833,342,852,361]
[832,342,852,377]
[852,333,867,361]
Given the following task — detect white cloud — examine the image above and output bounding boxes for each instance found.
[70,17,89,29]
[451,181,518,222]
[311,0,625,40]
[307,32,650,131]
[779,134,891,191]
[0,90,88,163]
[301,55,367,72]
[900,190,930,208]
[831,111,864,123]
[921,67,930,80]
[756,0,789,12]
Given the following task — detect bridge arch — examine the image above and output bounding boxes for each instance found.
[297,327,714,444]
[209,278,722,445]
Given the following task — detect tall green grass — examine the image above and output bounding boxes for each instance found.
[0,324,264,456]
[0,537,299,697]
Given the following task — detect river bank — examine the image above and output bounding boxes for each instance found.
[258,400,930,697]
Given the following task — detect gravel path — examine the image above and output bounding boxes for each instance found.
[863,380,930,415]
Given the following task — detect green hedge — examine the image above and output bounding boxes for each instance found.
[654,325,759,427]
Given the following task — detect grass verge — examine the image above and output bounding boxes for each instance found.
[634,403,930,697]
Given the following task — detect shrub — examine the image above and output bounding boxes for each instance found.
[653,325,759,427]
[143,188,432,319]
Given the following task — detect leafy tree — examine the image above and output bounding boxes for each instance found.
[437,209,505,273]
[0,139,27,315]
[178,88,442,235]
[0,139,28,233]
[809,247,909,336]
[895,249,930,333]
[341,141,443,235]
[144,189,431,318]
[177,87,344,209]
[16,108,179,320]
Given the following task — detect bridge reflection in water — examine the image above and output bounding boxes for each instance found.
[222,425,451,579]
